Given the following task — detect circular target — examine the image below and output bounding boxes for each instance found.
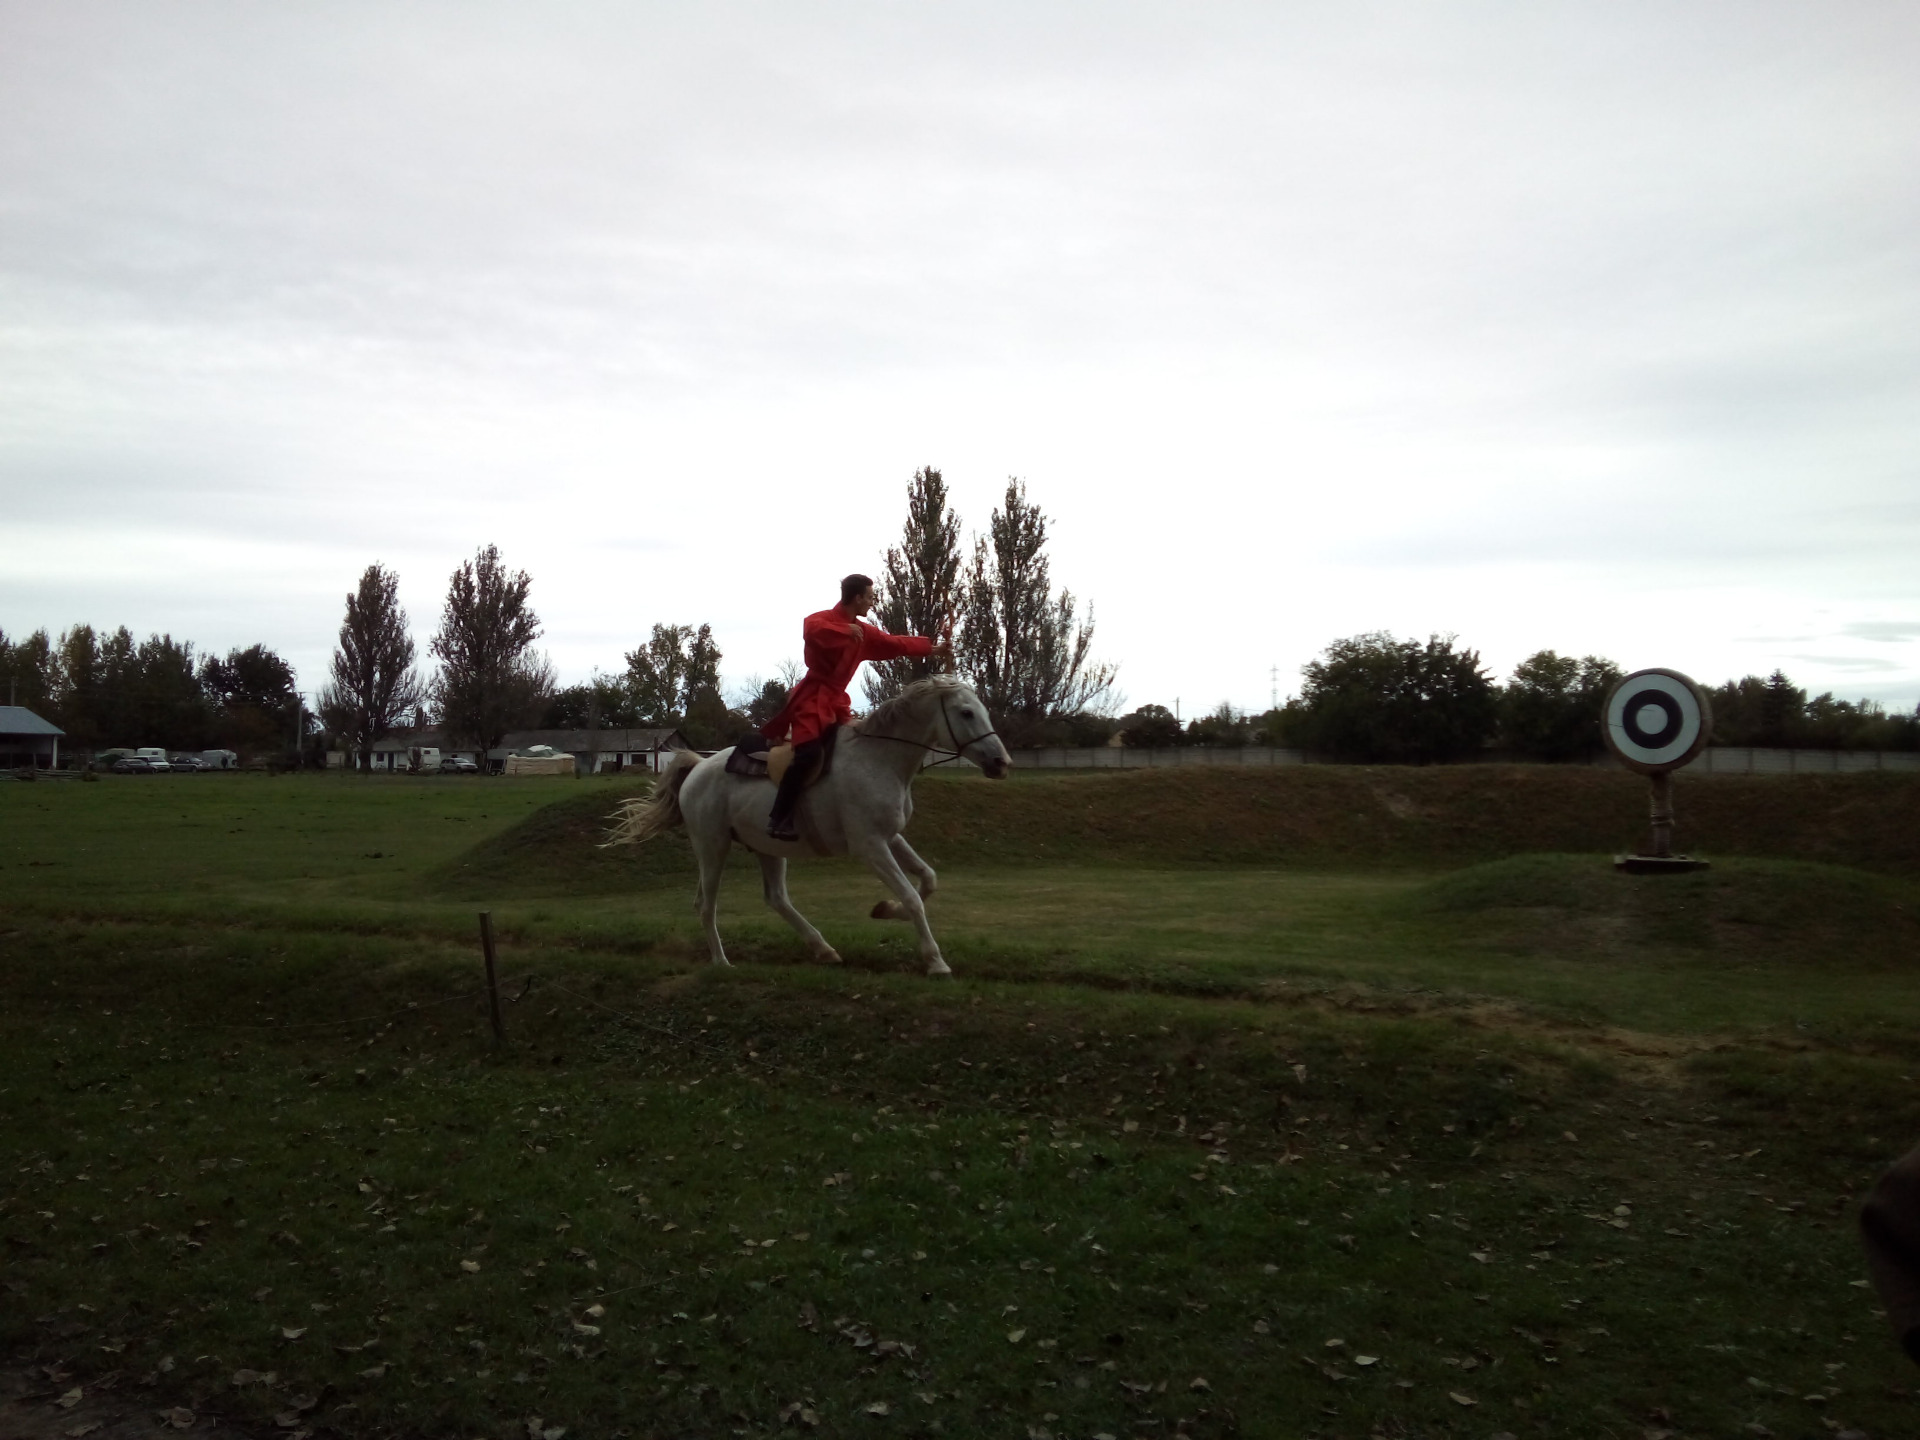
[1603,669,1712,774]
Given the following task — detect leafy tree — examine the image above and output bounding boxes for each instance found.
[1116,703,1183,748]
[865,466,964,706]
[1709,671,1919,750]
[744,677,791,730]
[430,545,555,765]
[623,624,721,724]
[1290,632,1497,763]
[956,478,1116,740]
[319,564,424,771]
[1187,702,1253,747]
[1499,650,1623,760]
[0,628,57,716]
[541,677,641,730]
[203,643,301,756]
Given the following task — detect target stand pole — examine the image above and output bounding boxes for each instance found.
[1647,771,1674,858]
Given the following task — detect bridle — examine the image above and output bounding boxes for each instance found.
[854,689,1003,767]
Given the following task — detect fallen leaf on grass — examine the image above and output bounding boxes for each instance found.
[1450,1391,1477,1406]
[359,1363,388,1379]
[572,1323,600,1337]
[1188,1377,1210,1392]
[460,1260,480,1273]
[864,1400,890,1416]
[1354,1355,1378,1367]
[231,1369,277,1386]
[64,1424,101,1438]
[161,1408,195,1429]
[1469,1251,1491,1264]
[55,1387,83,1408]
[1007,1329,1026,1344]
[280,1326,306,1340]
[584,1304,605,1318]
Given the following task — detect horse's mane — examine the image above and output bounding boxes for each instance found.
[856,674,970,735]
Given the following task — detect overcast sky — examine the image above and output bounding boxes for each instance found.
[3,2,1917,717]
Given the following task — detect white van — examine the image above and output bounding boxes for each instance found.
[134,747,171,771]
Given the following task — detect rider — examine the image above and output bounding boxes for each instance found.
[761,573,953,841]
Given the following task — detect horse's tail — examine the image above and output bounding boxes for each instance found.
[601,750,701,847]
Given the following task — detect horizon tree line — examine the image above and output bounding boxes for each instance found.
[8,481,1915,763]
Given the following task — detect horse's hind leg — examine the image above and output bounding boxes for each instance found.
[855,835,949,976]
[871,835,937,921]
[690,826,732,967]
[758,854,841,965]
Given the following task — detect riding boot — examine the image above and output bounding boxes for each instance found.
[766,740,821,841]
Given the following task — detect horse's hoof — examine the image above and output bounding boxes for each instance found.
[871,900,905,921]
[925,959,951,977]
[817,947,843,965]
[710,956,732,967]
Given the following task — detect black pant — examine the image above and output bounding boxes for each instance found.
[768,737,825,831]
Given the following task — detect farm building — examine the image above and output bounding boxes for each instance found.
[336,726,693,773]
[0,706,63,770]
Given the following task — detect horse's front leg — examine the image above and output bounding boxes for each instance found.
[855,835,949,976]
[758,854,841,965]
[871,835,937,921]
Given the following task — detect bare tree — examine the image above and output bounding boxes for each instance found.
[318,565,423,771]
[864,466,964,706]
[956,478,1115,736]
[430,545,554,766]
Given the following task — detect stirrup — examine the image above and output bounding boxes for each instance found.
[767,816,800,842]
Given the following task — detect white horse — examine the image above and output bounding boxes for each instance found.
[603,676,1012,975]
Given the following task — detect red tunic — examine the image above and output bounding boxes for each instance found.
[761,604,933,746]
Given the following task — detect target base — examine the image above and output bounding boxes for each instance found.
[1614,854,1711,875]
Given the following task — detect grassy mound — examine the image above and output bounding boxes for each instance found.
[438,765,1920,895]
[1409,852,1920,964]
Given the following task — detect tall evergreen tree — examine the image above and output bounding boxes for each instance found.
[319,564,424,770]
[864,466,964,706]
[955,478,1115,737]
[430,545,554,765]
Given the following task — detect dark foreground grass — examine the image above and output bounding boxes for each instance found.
[4,774,1920,1438]
[4,919,1918,1440]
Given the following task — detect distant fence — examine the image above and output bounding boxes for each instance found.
[948,745,1920,774]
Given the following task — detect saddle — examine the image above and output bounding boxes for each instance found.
[723,726,838,785]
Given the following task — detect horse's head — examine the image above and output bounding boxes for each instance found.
[938,681,1012,780]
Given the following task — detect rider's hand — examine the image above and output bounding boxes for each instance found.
[930,641,954,664]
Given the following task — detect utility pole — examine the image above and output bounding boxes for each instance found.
[1270,664,1278,712]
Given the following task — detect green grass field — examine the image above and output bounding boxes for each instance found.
[3,768,1918,1440]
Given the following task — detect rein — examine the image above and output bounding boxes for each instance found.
[854,690,1002,766]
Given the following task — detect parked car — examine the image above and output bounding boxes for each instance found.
[169,755,207,771]
[439,756,480,773]
[134,747,171,771]
[110,756,154,773]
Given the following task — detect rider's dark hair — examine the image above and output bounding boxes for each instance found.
[841,573,874,605]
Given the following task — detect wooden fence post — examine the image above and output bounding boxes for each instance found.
[479,911,505,1045]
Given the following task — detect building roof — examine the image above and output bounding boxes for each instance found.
[0,706,63,736]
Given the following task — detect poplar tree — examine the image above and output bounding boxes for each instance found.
[864,466,963,705]
[430,545,554,765]
[955,478,1115,736]
[319,563,423,770]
